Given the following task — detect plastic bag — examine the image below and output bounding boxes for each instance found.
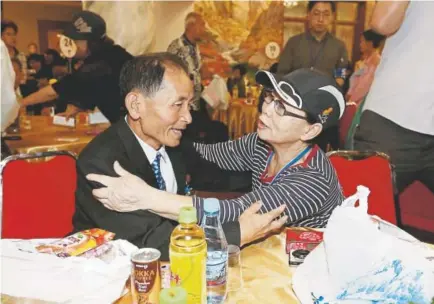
[201,74,229,110]
[293,186,434,304]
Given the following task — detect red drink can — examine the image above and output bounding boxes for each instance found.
[131,248,161,304]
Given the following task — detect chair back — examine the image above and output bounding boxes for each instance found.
[327,150,400,225]
[1,151,77,239]
[400,181,434,233]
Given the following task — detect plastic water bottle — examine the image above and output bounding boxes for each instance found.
[201,198,228,304]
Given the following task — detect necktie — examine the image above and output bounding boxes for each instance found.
[151,152,166,191]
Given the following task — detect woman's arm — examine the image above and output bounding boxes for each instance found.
[193,169,330,224]
[88,162,330,225]
[88,161,192,220]
[191,132,259,172]
[87,162,288,246]
[19,85,58,106]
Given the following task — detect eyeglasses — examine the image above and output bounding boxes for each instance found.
[263,91,309,120]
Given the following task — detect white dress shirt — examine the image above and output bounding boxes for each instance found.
[126,117,178,193]
[363,1,434,135]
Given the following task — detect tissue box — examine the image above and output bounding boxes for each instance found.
[286,229,323,265]
[88,111,109,124]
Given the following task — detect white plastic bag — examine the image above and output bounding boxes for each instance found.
[201,74,229,110]
[293,185,434,304]
[1,238,137,303]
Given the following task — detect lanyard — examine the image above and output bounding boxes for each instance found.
[263,146,312,185]
[308,33,328,69]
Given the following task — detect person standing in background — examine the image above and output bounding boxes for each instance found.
[278,1,348,87]
[167,12,206,111]
[227,64,247,98]
[354,1,434,195]
[27,42,38,56]
[168,12,231,144]
[346,30,384,105]
[18,11,133,123]
[1,20,27,84]
[1,40,19,133]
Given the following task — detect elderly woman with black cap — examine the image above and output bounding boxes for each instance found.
[87,68,345,245]
[19,11,132,123]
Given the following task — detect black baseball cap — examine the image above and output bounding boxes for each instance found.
[64,11,106,41]
[256,68,345,129]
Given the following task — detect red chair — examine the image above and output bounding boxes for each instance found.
[1,151,77,239]
[327,150,400,225]
[339,102,358,148]
[400,181,434,233]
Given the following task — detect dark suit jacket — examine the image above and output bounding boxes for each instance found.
[73,119,240,260]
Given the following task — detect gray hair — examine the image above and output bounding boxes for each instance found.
[119,52,189,99]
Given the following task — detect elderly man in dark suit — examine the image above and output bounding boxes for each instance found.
[73,53,286,260]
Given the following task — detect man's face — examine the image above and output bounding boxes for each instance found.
[307,2,334,35]
[1,27,17,48]
[193,18,206,41]
[135,67,194,149]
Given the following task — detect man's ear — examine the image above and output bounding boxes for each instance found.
[124,92,142,120]
[300,123,323,142]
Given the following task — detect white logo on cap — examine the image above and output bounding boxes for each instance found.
[262,71,303,109]
[278,82,302,108]
[74,17,92,33]
[318,85,345,118]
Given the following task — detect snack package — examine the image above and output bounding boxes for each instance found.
[36,228,115,258]
[286,229,323,266]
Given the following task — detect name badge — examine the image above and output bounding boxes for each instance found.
[334,68,347,79]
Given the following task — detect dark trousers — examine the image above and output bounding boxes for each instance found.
[354,110,434,194]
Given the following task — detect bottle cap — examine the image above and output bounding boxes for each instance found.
[203,198,220,214]
[178,206,197,224]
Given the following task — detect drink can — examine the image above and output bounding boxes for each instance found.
[131,248,161,304]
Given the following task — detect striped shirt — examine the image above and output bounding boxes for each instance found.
[192,133,344,227]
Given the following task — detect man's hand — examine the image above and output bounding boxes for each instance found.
[86,161,149,212]
[239,202,288,246]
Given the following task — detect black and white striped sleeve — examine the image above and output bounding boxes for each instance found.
[193,169,330,224]
[192,133,258,172]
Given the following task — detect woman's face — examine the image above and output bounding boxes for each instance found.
[74,40,89,59]
[257,91,313,145]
